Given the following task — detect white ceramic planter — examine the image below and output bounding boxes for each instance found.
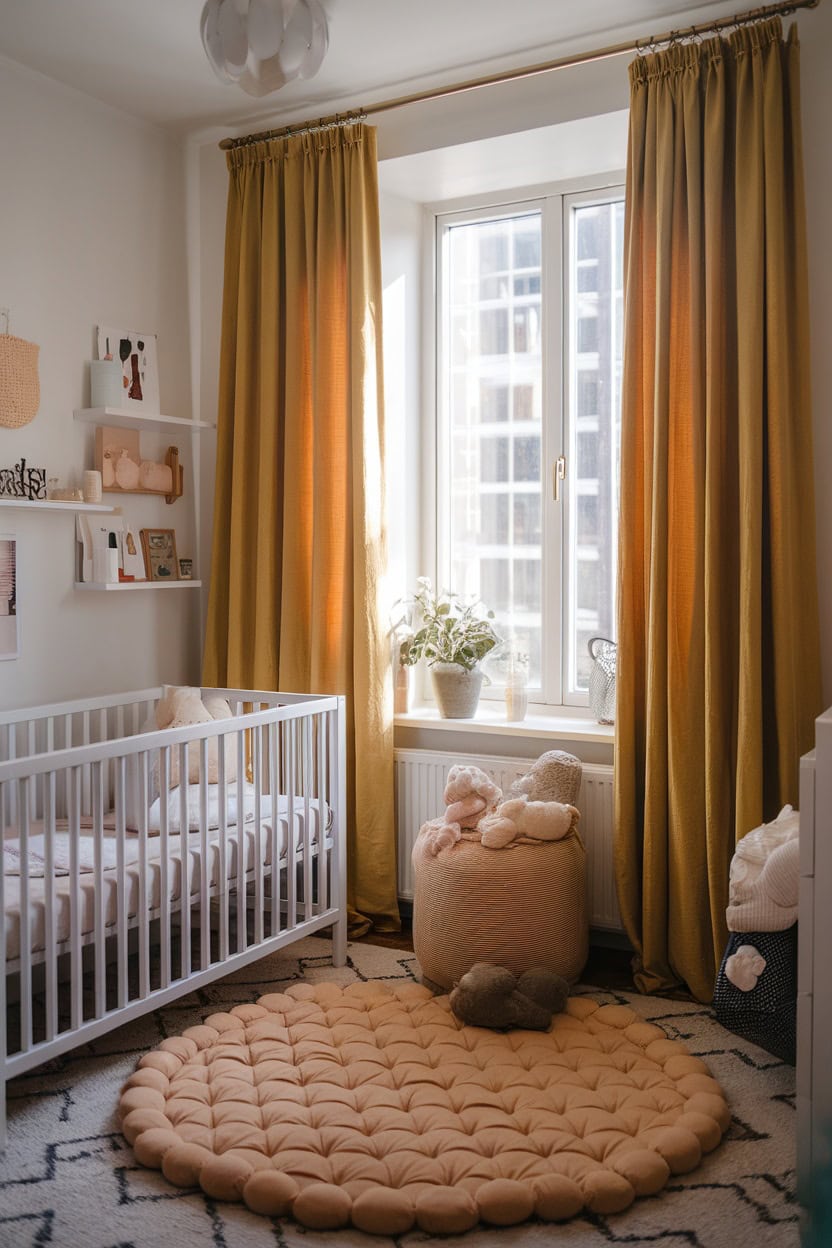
[430,662,484,718]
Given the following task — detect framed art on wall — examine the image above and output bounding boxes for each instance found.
[96,326,160,414]
[0,535,19,660]
[140,528,178,581]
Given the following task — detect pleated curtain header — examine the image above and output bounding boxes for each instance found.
[629,15,795,86]
[225,122,367,171]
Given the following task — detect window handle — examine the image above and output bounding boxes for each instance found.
[553,455,567,502]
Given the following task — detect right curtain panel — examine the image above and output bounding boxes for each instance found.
[615,17,822,1002]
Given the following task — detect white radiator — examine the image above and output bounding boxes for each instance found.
[394,749,623,933]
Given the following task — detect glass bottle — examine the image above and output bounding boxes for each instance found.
[505,659,528,722]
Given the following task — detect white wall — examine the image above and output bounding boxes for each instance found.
[0,58,199,711]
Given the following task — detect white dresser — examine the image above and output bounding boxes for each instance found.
[798,706,832,1237]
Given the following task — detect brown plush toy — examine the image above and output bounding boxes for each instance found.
[449,962,570,1031]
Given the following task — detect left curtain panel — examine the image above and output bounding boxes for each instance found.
[204,123,399,935]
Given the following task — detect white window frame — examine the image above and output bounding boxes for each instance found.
[561,185,625,706]
[425,174,624,713]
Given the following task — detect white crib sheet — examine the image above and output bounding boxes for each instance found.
[4,802,330,962]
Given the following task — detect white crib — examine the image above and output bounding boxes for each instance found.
[0,686,347,1149]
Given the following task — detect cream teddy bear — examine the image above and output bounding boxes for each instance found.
[726,805,800,932]
[154,685,236,789]
[419,764,502,856]
[479,795,578,849]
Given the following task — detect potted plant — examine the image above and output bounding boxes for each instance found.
[398,577,501,718]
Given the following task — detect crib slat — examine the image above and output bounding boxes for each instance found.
[69,766,82,1031]
[286,720,297,930]
[269,721,281,937]
[138,752,150,1000]
[329,704,347,964]
[317,710,328,916]
[253,725,264,946]
[7,729,16,828]
[199,738,210,972]
[81,711,91,814]
[19,778,32,1052]
[217,732,229,962]
[115,755,128,1009]
[43,770,58,1041]
[93,759,106,1019]
[179,743,191,980]
[26,722,36,820]
[302,716,312,921]
[159,746,171,990]
[236,727,246,952]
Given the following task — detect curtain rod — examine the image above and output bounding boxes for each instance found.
[219,0,820,150]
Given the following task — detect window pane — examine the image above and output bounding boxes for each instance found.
[567,199,624,693]
[514,494,541,546]
[444,211,543,687]
[481,494,509,544]
[481,437,509,482]
[513,436,540,482]
[480,308,508,355]
[480,382,508,423]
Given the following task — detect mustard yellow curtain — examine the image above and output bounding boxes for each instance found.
[615,19,822,1002]
[203,123,399,937]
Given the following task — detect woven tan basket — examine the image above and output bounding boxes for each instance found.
[0,334,40,428]
[412,831,589,990]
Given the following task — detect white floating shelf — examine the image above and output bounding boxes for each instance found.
[74,407,215,433]
[0,498,115,514]
[74,580,202,592]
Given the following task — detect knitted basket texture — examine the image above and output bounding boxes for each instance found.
[0,334,40,428]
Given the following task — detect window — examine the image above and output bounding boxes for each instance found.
[436,187,624,706]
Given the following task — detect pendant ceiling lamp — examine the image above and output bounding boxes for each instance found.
[201,0,329,97]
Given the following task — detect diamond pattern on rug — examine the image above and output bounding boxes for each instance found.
[1,938,797,1248]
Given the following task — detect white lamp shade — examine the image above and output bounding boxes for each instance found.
[202,0,328,97]
[202,0,247,82]
[247,0,285,61]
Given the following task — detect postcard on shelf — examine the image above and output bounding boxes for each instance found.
[96,326,160,414]
[76,514,124,584]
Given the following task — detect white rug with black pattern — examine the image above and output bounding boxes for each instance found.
[0,938,798,1248]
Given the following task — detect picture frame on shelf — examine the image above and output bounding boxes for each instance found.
[96,326,160,414]
[120,522,146,582]
[0,534,18,660]
[178,557,193,580]
[140,528,178,582]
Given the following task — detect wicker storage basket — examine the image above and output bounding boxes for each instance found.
[412,831,589,990]
[0,334,40,428]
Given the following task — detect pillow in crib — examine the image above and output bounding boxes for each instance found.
[124,689,237,830]
[154,685,238,789]
[142,782,273,834]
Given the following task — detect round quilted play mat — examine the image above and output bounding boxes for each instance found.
[119,981,730,1236]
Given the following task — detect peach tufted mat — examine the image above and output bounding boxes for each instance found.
[119,980,730,1236]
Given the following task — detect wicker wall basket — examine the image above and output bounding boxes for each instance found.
[0,333,40,428]
[412,831,589,990]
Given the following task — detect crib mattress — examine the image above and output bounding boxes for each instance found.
[4,805,329,963]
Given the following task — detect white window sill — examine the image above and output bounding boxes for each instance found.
[394,706,614,745]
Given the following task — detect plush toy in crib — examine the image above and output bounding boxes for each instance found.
[418,764,501,855]
[154,686,237,788]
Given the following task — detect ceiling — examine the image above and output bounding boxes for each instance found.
[0,0,738,135]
